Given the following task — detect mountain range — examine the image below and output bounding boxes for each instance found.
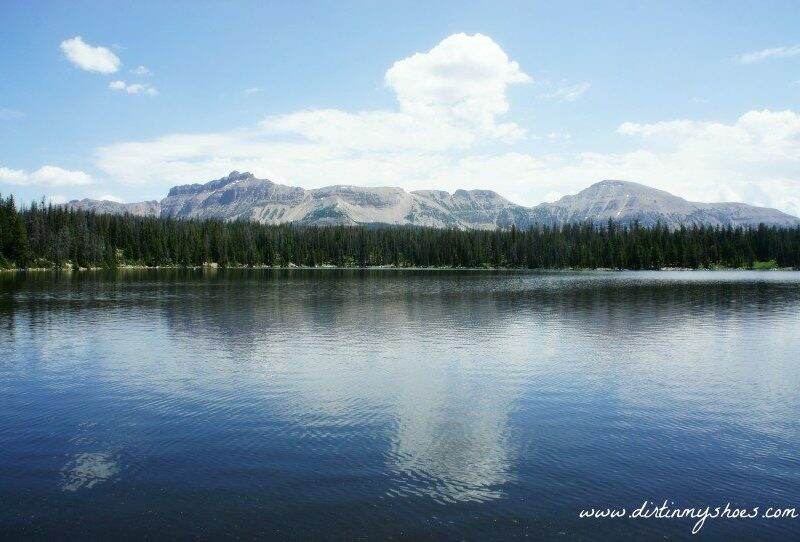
[67,171,800,229]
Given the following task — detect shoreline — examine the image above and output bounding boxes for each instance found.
[1,264,797,273]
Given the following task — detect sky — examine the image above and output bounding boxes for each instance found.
[1,0,799,215]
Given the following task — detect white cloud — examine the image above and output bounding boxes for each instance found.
[385,33,531,134]
[538,82,591,103]
[735,44,800,64]
[243,86,261,95]
[90,33,800,218]
[0,165,93,187]
[261,108,478,151]
[95,33,533,187]
[130,65,152,76]
[60,36,120,74]
[588,109,800,212]
[0,108,24,119]
[109,80,158,96]
[95,107,800,218]
[430,108,800,214]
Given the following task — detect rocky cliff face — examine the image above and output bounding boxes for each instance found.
[67,173,800,229]
[152,171,529,229]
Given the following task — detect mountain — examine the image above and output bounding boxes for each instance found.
[93,171,534,229]
[67,198,161,217]
[67,172,800,229]
[529,180,800,228]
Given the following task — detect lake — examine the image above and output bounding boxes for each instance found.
[1,270,799,540]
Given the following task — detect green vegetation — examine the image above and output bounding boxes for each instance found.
[1,194,799,270]
[752,259,779,270]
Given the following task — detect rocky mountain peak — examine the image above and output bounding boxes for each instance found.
[167,171,259,197]
[68,173,800,229]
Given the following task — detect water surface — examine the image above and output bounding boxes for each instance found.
[1,270,799,540]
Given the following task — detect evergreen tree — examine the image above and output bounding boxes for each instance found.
[1,198,798,271]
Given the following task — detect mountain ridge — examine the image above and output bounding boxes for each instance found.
[67,172,800,229]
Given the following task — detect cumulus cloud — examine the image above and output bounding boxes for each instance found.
[243,86,261,95]
[90,33,800,217]
[385,33,531,134]
[109,80,158,95]
[60,36,120,73]
[735,44,800,64]
[0,165,93,187]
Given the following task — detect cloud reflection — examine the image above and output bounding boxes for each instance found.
[61,452,119,492]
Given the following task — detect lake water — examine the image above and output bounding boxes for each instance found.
[1,270,799,540]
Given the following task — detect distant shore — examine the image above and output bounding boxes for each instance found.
[2,263,797,273]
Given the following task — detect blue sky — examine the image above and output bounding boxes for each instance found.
[1,0,799,214]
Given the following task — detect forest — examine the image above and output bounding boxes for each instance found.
[2,194,799,270]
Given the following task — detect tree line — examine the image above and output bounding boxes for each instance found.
[1,194,799,270]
